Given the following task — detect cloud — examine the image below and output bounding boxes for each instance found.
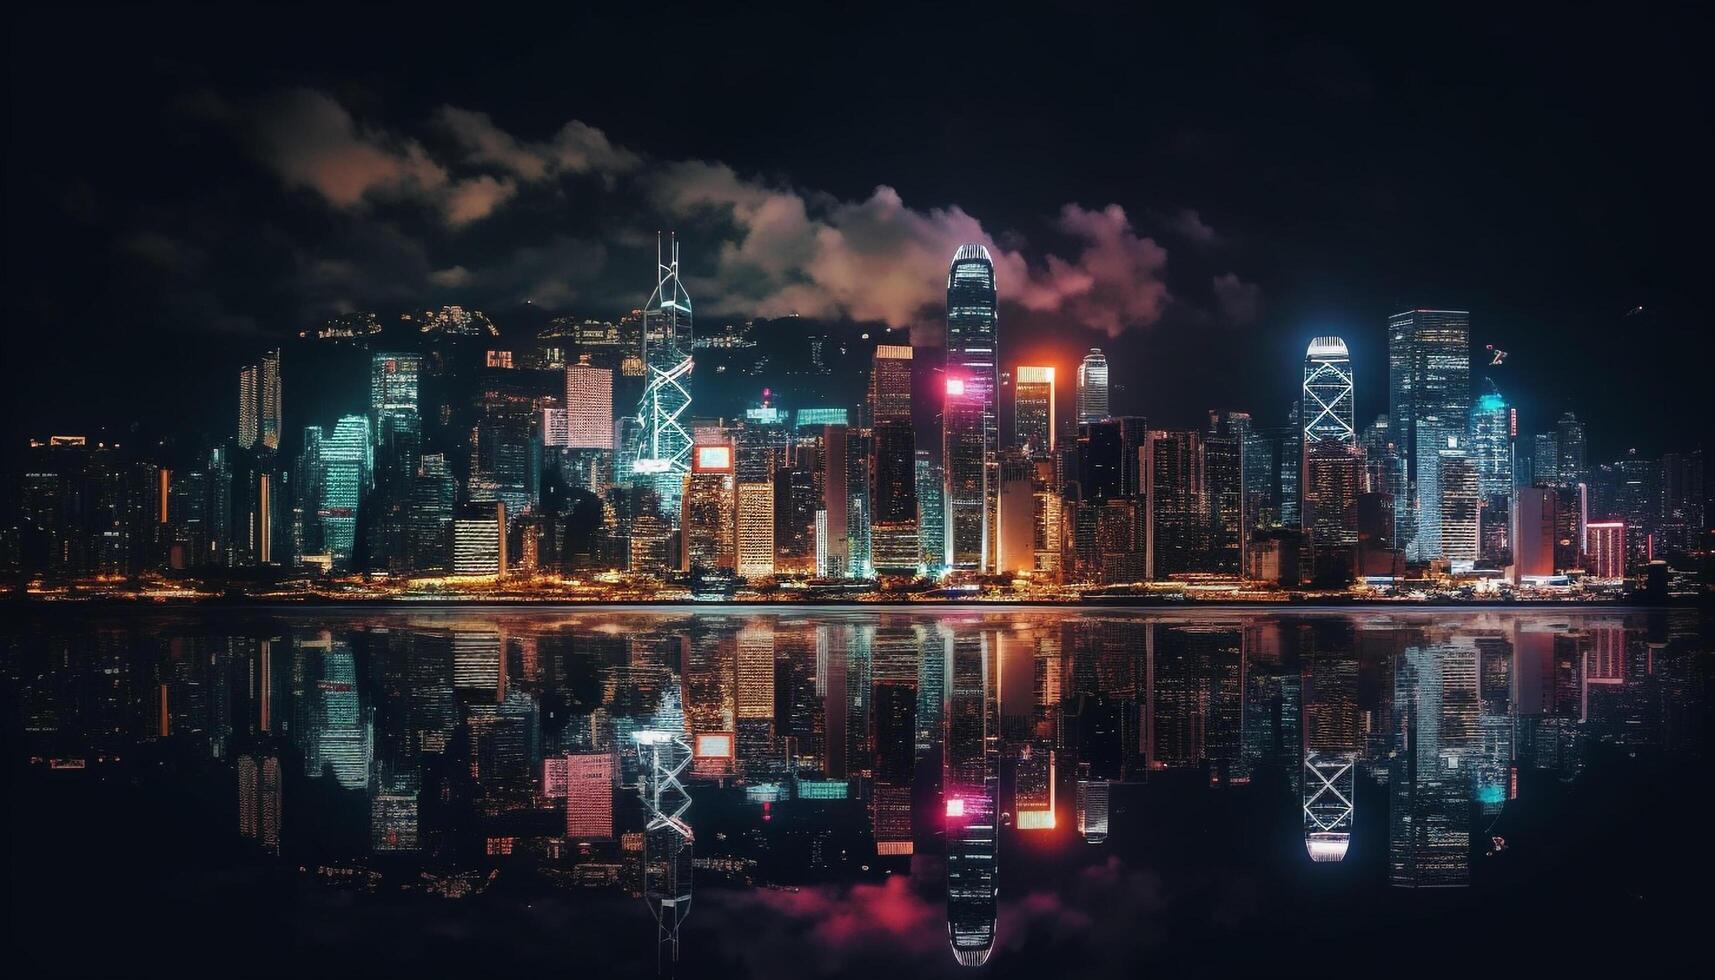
[1017,204,1172,338]
[1170,207,1220,245]
[655,164,1172,339]
[435,107,640,182]
[219,88,1251,336]
[1212,272,1262,324]
[252,88,449,210]
[443,174,519,226]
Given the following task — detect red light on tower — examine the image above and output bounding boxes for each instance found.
[946,377,967,397]
[945,797,966,817]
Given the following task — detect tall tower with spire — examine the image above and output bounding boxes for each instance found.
[629,234,695,516]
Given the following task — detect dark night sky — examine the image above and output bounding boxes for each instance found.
[4,3,1710,463]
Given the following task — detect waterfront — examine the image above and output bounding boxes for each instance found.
[6,607,1711,976]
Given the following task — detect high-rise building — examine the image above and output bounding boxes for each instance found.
[1511,487,1556,582]
[1438,439,1480,565]
[370,352,422,434]
[564,752,616,841]
[944,633,999,966]
[870,345,918,575]
[1014,366,1056,456]
[629,235,695,517]
[238,365,258,450]
[319,415,372,567]
[565,356,616,450]
[1076,349,1109,423]
[944,244,999,573]
[236,753,282,855]
[1301,336,1355,448]
[451,501,506,576]
[259,349,282,451]
[1532,431,1560,486]
[682,443,736,574]
[1388,310,1471,556]
[915,450,945,575]
[1586,521,1626,578]
[1144,429,1206,578]
[1468,388,1514,566]
[1206,411,1249,575]
[735,482,775,579]
[1304,441,1364,581]
[1555,412,1588,488]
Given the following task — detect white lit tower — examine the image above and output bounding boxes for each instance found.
[630,234,695,516]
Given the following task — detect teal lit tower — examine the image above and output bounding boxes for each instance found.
[628,235,694,516]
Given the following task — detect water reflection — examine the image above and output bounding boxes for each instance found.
[5,608,1709,974]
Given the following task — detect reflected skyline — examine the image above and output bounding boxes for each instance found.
[5,607,1710,975]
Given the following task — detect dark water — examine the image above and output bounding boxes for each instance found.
[4,606,1711,976]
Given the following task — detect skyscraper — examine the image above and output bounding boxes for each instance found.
[320,414,372,567]
[943,244,999,572]
[1468,388,1514,566]
[915,450,945,574]
[1301,336,1355,448]
[1076,348,1109,423]
[1388,310,1471,557]
[370,352,421,435]
[1014,366,1056,456]
[1555,411,1588,488]
[735,482,775,579]
[944,633,999,966]
[259,349,282,451]
[870,345,919,575]
[629,235,695,517]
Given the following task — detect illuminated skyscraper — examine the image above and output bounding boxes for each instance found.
[565,356,615,449]
[370,352,421,434]
[870,345,919,575]
[629,235,695,517]
[236,753,281,855]
[682,443,736,574]
[1468,388,1514,565]
[916,450,945,574]
[1206,411,1249,574]
[1388,310,1471,554]
[564,752,616,840]
[259,349,282,451]
[944,632,999,965]
[1301,336,1355,448]
[237,364,258,450]
[1076,348,1109,423]
[735,482,775,579]
[1014,366,1056,456]
[943,244,999,572]
[634,690,693,967]
[1389,644,1477,888]
[451,501,505,576]
[1586,520,1626,578]
[1438,439,1480,565]
[1076,771,1110,843]
[319,415,372,567]
[1555,412,1588,488]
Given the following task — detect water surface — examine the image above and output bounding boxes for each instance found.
[5,606,1709,976]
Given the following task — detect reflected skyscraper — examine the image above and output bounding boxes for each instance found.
[1389,644,1477,888]
[1076,348,1109,423]
[944,631,998,966]
[943,244,999,572]
[635,688,694,967]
